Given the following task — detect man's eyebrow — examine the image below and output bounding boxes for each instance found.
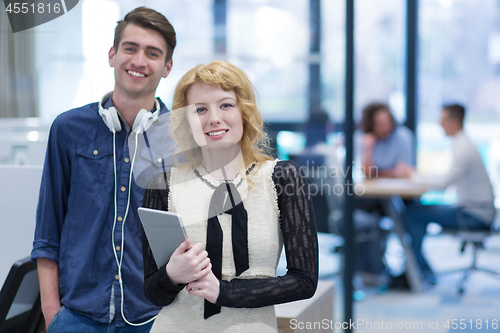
[121,41,164,55]
[121,41,139,48]
[146,46,164,55]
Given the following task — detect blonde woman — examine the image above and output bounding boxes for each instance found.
[141,60,318,332]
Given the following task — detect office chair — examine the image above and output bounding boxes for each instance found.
[288,153,332,233]
[0,257,44,333]
[439,227,500,294]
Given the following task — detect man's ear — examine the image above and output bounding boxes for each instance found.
[108,46,116,67]
[162,59,173,78]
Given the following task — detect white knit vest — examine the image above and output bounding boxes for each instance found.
[150,160,282,333]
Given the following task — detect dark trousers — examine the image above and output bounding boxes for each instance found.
[404,204,490,277]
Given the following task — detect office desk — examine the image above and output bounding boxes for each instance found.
[361,178,428,199]
[357,179,428,292]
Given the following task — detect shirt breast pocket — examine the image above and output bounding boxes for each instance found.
[133,146,175,188]
[74,145,115,193]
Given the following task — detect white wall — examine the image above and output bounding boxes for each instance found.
[0,165,43,285]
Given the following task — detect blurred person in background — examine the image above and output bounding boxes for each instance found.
[396,103,496,283]
[350,102,415,288]
[358,102,414,178]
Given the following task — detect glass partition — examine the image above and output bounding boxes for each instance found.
[418,0,500,206]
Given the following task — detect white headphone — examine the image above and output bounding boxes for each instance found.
[98,92,160,134]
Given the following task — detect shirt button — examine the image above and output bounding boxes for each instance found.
[117,216,123,222]
[115,275,119,280]
[157,158,162,163]
[115,245,121,251]
[121,186,126,192]
[93,150,98,155]
[124,157,130,163]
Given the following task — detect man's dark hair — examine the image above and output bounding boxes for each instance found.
[442,103,465,126]
[360,102,396,133]
[113,7,176,63]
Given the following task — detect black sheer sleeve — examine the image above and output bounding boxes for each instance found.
[216,160,318,308]
[142,172,185,307]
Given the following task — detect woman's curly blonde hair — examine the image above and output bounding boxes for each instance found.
[169,60,273,169]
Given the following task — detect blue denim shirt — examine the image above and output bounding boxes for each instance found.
[31,97,169,326]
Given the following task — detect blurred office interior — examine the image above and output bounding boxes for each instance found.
[1,0,500,332]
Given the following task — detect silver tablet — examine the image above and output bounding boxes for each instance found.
[138,207,188,268]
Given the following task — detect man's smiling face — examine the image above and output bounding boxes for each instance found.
[108,23,172,99]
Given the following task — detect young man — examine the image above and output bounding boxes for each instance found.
[397,104,496,282]
[31,7,176,332]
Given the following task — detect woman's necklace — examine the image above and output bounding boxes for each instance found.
[193,163,256,190]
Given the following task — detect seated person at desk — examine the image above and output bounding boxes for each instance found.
[357,102,414,178]
[396,104,496,281]
[350,103,414,281]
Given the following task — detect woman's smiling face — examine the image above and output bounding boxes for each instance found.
[186,81,244,149]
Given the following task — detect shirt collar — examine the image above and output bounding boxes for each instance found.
[454,129,464,137]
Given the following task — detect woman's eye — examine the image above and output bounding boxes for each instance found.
[196,107,206,113]
[221,103,233,108]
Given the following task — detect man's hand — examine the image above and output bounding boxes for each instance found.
[362,133,377,151]
[42,303,61,329]
[394,162,415,179]
[187,269,220,304]
[166,240,211,285]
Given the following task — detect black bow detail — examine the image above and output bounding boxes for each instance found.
[204,182,249,319]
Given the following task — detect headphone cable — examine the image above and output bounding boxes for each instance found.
[111,129,157,326]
